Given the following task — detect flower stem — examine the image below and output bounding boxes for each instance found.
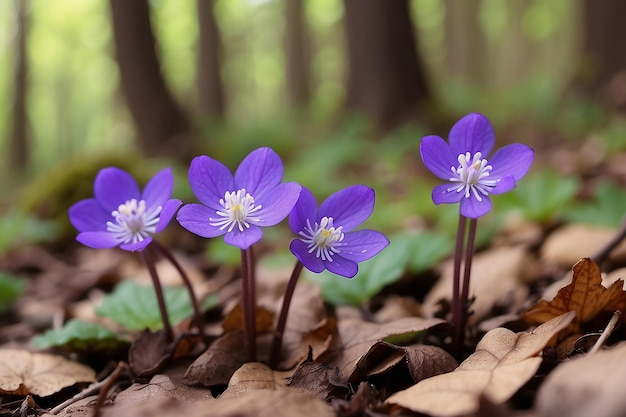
[150,241,205,341]
[452,213,467,358]
[457,217,477,355]
[269,261,304,369]
[240,247,257,362]
[140,249,173,342]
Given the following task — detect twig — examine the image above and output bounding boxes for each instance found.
[592,217,626,265]
[588,310,622,355]
[47,362,127,415]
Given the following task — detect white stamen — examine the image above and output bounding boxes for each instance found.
[447,152,498,201]
[106,199,162,244]
[299,216,345,262]
[209,188,262,232]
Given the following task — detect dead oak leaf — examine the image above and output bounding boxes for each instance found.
[522,258,626,337]
[386,311,575,417]
[0,349,95,397]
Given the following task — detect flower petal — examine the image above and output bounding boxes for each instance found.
[290,239,325,273]
[432,183,465,205]
[120,238,152,252]
[235,148,284,200]
[339,230,389,262]
[324,255,359,278]
[69,199,110,232]
[177,204,226,238]
[142,167,174,210]
[288,186,318,234]
[448,113,495,157]
[460,194,492,218]
[188,155,235,210]
[155,199,182,233]
[76,231,120,249]
[224,225,263,249]
[318,185,374,232]
[420,135,456,180]
[490,175,516,195]
[255,182,302,226]
[488,143,534,181]
[94,167,140,212]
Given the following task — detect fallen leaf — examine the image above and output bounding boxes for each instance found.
[219,362,291,398]
[184,331,246,386]
[113,374,212,407]
[385,311,575,417]
[222,303,275,334]
[522,258,626,338]
[287,356,349,400]
[541,224,626,266]
[535,342,626,417]
[0,349,95,397]
[320,316,447,380]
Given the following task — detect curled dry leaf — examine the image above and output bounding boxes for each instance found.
[535,342,626,417]
[523,258,626,340]
[219,362,291,399]
[320,316,447,380]
[184,331,246,386]
[386,311,575,417]
[0,349,95,397]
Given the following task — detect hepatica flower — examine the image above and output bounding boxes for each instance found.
[69,167,182,251]
[177,147,302,250]
[289,185,389,278]
[420,113,534,218]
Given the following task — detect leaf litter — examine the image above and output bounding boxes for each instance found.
[5,221,626,416]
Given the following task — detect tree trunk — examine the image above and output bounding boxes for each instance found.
[343,0,429,131]
[576,0,626,109]
[285,0,311,107]
[443,0,486,83]
[9,0,29,172]
[109,0,190,158]
[197,0,225,118]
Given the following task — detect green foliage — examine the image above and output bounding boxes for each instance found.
[566,181,626,228]
[95,280,217,331]
[0,272,26,311]
[31,319,129,352]
[0,212,59,255]
[495,170,579,223]
[312,232,452,306]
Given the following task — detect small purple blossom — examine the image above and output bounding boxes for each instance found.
[69,167,182,251]
[289,185,389,278]
[177,147,302,250]
[420,113,534,218]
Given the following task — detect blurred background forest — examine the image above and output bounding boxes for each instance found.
[3,0,626,252]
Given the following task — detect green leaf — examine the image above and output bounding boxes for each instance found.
[95,280,217,331]
[31,319,128,352]
[0,272,26,311]
[312,232,452,306]
[495,170,579,222]
[565,181,626,227]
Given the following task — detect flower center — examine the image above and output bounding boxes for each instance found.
[106,199,162,244]
[299,216,345,262]
[209,188,262,232]
[448,152,498,201]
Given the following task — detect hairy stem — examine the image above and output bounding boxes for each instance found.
[457,217,477,356]
[150,241,205,340]
[141,249,173,341]
[269,261,304,368]
[241,247,257,362]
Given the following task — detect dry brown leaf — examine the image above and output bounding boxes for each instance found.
[321,316,447,380]
[535,342,626,417]
[0,349,95,397]
[523,258,626,338]
[386,311,575,417]
[219,362,291,398]
[222,303,275,334]
[287,359,349,400]
[184,331,246,386]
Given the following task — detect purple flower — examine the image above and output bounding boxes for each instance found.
[289,185,389,278]
[420,113,534,219]
[69,167,182,251]
[177,147,302,250]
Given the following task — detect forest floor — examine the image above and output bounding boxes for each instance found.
[2,124,626,417]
